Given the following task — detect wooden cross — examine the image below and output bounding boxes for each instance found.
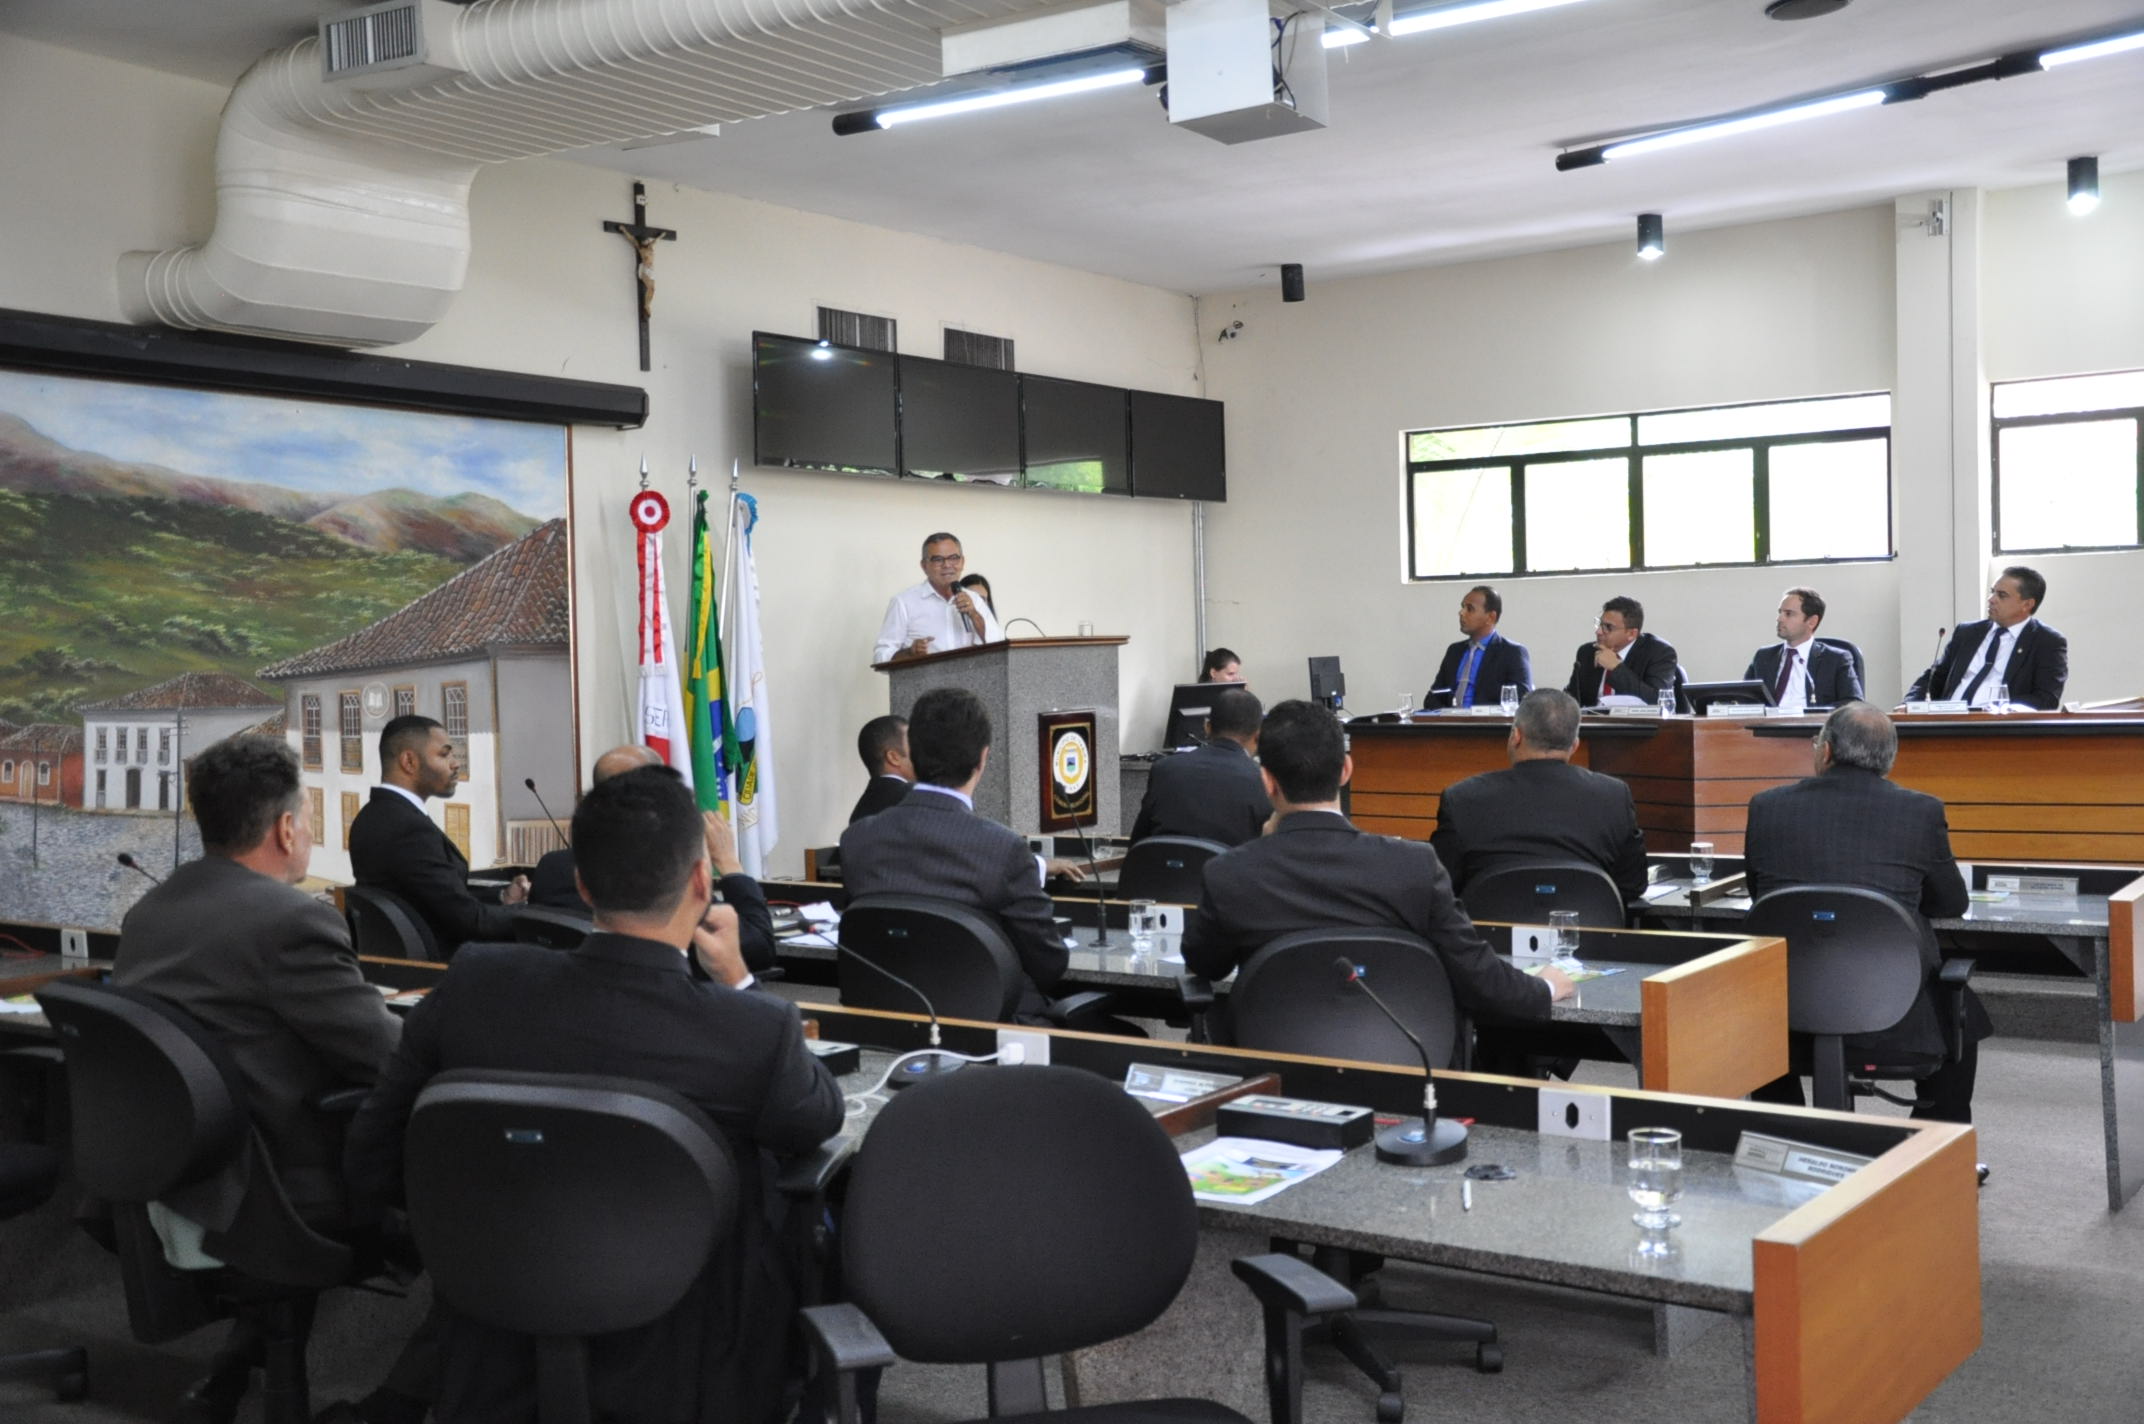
[603,181,676,372]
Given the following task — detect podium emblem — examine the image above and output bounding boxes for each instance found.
[1037,710,1097,833]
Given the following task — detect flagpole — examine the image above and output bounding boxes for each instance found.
[717,458,742,652]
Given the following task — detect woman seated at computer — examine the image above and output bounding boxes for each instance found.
[1199,647,1243,683]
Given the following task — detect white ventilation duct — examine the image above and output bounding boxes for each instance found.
[121,0,1056,347]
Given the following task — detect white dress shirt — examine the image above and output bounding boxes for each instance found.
[873,581,1005,663]
[1770,637,1817,714]
[1960,619,2031,706]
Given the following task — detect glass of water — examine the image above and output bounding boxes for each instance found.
[1397,691,1414,716]
[1128,899,1159,954]
[1500,684,1520,716]
[1628,1126,1684,1253]
[1687,840,1715,884]
[1549,908,1581,966]
[1991,681,2010,714]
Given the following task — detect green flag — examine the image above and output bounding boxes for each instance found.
[684,491,725,811]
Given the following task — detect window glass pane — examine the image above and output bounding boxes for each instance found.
[1410,467,1513,577]
[1997,419,2139,550]
[1524,458,1630,572]
[1410,416,1628,462]
[1993,370,2144,419]
[1769,439,1892,561]
[1642,450,1755,566]
[1638,394,1889,446]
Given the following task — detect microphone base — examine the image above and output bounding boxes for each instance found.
[1375,1116,1469,1166]
[886,1051,967,1090]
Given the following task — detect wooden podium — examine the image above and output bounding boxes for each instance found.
[873,636,1128,833]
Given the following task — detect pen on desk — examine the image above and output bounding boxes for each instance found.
[1462,1180,1472,1212]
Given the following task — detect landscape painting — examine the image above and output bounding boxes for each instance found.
[0,368,571,935]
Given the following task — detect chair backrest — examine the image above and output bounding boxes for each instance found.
[406,1069,739,1339]
[841,1065,1196,1363]
[1230,928,1460,1070]
[1461,860,1626,928]
[1748,885,1927,1037]
[345,884,441,962]
[512,907,591,951]
[837,894,1023,1022]
[1117,836,1229,903]
[1814,636,1867,690]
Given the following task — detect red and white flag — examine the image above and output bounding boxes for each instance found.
[630,488,693,784]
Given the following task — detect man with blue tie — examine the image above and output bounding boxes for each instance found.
[1424,585,1532,710]
[1904,566,2069,711]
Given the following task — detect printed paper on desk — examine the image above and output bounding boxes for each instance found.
[787,901,842,947]
[1182,1137,1343,1205]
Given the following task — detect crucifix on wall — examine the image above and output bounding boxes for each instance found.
[603,180,677,372]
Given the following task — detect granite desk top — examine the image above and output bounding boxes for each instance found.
[1641,879,2111,938]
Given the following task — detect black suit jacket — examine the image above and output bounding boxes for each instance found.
[114,855,400,1225]
[346,933,842,1424]
[1905,618,2068,711]
[1565,631,1679,707]
[1180,811,1551,1052]
[1129,741,1271,848]
[837,787,1068,1017]
[849,774,911,824]
[1743,641,1862,707]
[527,847,777,972]
[348,787,514,954]
[1430,758,1648,903]
[1425,635,1533,709]
[1744,767,1985,1062]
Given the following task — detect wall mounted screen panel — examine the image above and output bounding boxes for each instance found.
[899,354,1020,485]
[1128,390,1226,501]
[752,332,898,476]
[1022,375,1129,495]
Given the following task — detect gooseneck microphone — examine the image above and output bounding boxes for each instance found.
[523,778,569,846]
[1335,957,1469,1166]
[1920,626,1947,703]
[1063,809,1111,946]
[832,941,964,1088]
[116,852,162,887]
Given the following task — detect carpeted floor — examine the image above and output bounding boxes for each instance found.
[4,1035,2141,1423]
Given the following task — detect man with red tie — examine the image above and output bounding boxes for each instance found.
[1744,587,1862,712]
[1562,596,1679,709]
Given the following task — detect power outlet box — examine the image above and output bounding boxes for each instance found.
[996,1028,1051,1067]
[1537,1088,1612,1142]
[60,928,89,960]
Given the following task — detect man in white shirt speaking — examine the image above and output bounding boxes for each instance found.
[872,531,1005,663]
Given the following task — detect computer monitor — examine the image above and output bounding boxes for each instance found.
[1308,656,1345,711]
[1161,682,1252,750]
[1681,679,1776,715]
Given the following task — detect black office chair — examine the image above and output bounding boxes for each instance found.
[1814,637,1868,696]
[838,894,1112,1030]
[1748,886,1974,1111]
[35,980,357,1424]
[403,1069,739,1424]
[802,1065,1358,1424]
[0,1141,90,1403]
[1118,836,1230,903]
[1460,861,1626,929]
[511,906,592,951]
[344,884,440,962]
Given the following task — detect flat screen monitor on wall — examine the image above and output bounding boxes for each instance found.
[1021,375,1129,495]
[898,355,1021,485]
[752,332,899,475]
[1129,391,1227,502]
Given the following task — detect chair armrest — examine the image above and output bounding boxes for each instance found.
[1177,973,1216,1013]
[1042,991,1112,1026]
[801,1302,897,1371]
[310,1087,371,1116]
[1937,958,1973,989]
[777,1139,856,1199]
[1231,1252,1357,1317]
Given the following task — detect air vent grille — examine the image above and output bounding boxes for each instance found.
[818,307,897,353]
[323,4,422,75]
[945,329,1015,371]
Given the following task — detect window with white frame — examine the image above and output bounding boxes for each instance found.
[1992,370,2144,553]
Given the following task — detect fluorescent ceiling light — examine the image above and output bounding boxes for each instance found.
[874,66,1147,127]
[1323,0,1595,48]
[1601,88,1886,160]
[2039,29,2144,67]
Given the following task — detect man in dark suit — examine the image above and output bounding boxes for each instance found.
[1744,586,1861,712]
[1424,584,1532,709]
[1564,595,1679,708]
[1180,699,1571,1059]
[1431,689,1647,903]
[838,687,1069,1019]
[348,715,528,955]
[1744,702,1987,1123]
[528,744,776,971]
[1904,565,2068,711]
[1130,687,1271,847]
[114,734,404,1423]
[347,766,843,1424]
[848,713,912,823]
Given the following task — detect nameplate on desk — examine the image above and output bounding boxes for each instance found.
[1605,705,1666,717]
[1703,703,1767,718]
[1903,700,1970,715]
[1215,1095,1375,1151]
[807,1040,862,1076]
[1466,705,1507,717]
[1733,1131,1872,1185]
[1125,1063,1244,1105]
[1986,874,2079,898]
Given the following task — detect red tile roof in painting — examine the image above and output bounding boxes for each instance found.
[258,519,568,681]
[242,711,289,738]
[0,723,85,754]
[78,671,280,714]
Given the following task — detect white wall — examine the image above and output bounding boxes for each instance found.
[0,36,1205,871]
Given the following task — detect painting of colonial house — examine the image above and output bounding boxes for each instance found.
[0,723,83,807]
[258,519,572,884]
[76,672,279,814]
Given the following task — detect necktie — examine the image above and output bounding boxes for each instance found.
[1458,645,1481,708]
[1958,628,2005,703]
[1772,647,1797,705]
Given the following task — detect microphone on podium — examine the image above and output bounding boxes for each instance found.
[116,852,163,887]
[1335,956,1469,1166]
[833,941,965,1088]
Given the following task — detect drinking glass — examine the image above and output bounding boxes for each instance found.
[1991,681,2010,714]
[1128,899,1159,954]
[1657,686,1678,715]
[1628,1126,1684,1254]
[1397,691,1414,716]
[1076,621,1095,637]
[1500,684,1520,716]
[1688,840,1715,884]
[1549,909,1581,963]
